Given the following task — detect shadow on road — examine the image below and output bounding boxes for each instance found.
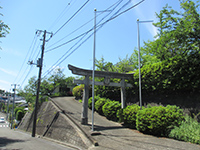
[0,137,25,147]
[92,124,125,131]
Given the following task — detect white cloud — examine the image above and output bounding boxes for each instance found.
[1,47,24,57]
[133,0,159,38]
[0,80,11,85]
[0,68,17,76]
[0,80,12,91]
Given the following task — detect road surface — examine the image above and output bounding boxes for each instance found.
[0,112,76,150]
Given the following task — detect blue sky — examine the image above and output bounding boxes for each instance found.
[0,0,186,91]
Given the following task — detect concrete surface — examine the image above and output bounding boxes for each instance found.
[0,127,77,150]
[52,97,200,150]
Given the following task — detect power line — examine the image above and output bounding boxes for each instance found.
[18,65,34,89]
[13,33,37,84]
[42,0,145,78]
[15,36,41,85]
[53,0,90,37]
[46,0,123,50]
[29,38,41,62]
[42,32,88,78]
[45,0,123,53]
[48,0,74,31]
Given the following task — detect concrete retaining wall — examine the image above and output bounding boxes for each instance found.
[18,101,91,149]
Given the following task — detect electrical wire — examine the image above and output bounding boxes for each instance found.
[15,37,41,85]
[46,0,123,50]
[13,33,37,84]
[43,0,145,78]
[53,0,90,37]
[18,65,34,89]
[45,0,123,53]
[48,0,74,31]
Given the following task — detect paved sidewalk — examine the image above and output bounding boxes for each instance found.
[0,127,76,150]
[53,97,200,150]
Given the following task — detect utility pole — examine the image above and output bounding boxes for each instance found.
[32,30,52,137]
[11,84,18,129]
[91,8,96,132]
[137,19,153,110]
[6,91,10,121]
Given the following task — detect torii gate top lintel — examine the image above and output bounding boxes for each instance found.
[68,64,134,79]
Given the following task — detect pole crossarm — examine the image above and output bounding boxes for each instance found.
[68,64,134,80]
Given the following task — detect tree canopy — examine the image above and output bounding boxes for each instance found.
[143,0,200,61]
[0,6,10,46]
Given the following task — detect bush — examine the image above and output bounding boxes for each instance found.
[102,100,121,121]
[16,110,25,121]
[88,96,100,109]
[72,84,84,99]
[14,107,25,116]
[95,98,110,115]
[169,115,200,144]
[120,104,140,129]
[136,105,184,136]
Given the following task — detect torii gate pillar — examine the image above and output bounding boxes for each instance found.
[81,75,89,124]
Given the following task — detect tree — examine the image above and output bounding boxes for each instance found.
[95,57,116,72]
[0,6,10,48]
[143,0,200,61]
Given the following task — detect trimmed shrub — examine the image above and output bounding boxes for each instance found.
[14,107,25,116]
[136,105,184,136]
[88,96,100,109]
[95,98,110,115]
[72,84,84,99]
[120,104,140,129]
[102,100,121,121]
[169,115,200,144]
[16,110,25,121]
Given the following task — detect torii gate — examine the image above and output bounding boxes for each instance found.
[68,64,133,125]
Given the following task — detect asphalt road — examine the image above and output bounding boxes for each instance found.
[0,112,76,150]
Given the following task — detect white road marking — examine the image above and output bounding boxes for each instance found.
[0,124,9,127]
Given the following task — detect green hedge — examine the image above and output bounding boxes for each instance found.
[95,98,110,115]
[102,100,121,121]
[136,105,184,136]
[88,96,100,110]
[119,104,140,129]
[72,84,84,99]
[16,110,25,121]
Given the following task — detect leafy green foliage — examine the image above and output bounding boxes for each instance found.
[14,107,26,121]
[144,0,200,60]
[169,115,200,144]
[14,106,25,115]
[18,69,77,105]
[102,100,121,121]
[88,96,100,109]
[119,104,140,129]
[136,105,185,136]
[0,6,10,39]
[133,53,200,95]
[95,97,110,115]
[72,84,84,99]
[16,110,25,121]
